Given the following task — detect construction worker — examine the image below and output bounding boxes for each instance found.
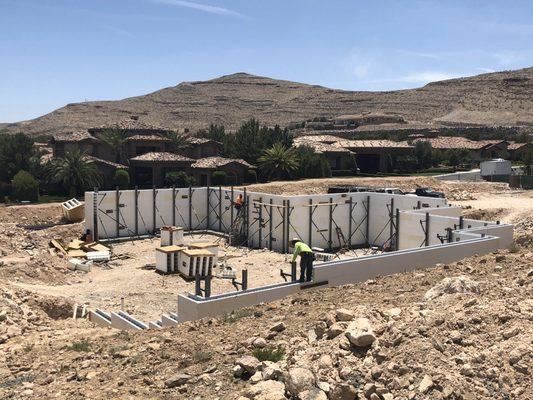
[289,238,314,283]
[234,194,244,215]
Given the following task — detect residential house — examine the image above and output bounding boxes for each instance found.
[190,157,252,186]
[48,117,252,189]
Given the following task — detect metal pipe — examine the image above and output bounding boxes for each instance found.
[172,186,176,226]
[365,195,370,246]
[115,186,120,238]
[308,198,313,247]
[425,212,430,246]
[269,198,273,251]
[134,186,138,236]
[328,197,333,251]
[218,186,222,232]
[348,196,353,248]
[242,269,248,291]
[206,185,210,230]
[152,186,156,234]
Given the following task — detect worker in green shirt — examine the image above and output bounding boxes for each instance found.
[289,238,314,282]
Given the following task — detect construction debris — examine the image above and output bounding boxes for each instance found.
[61,198,85,222]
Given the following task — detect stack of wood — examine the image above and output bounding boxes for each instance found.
[49,238,111,261]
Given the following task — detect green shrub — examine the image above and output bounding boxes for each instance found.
[245,169,257,183]
[114,169,130,190]
[165,171,195,188]
[212,170,227,186]
[252,346,285,362]
[12,170,39,202]
[65,340,91,352]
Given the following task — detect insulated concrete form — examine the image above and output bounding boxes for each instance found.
[177,223,512,322]
[85,187,448,252]
[110,311,149,331]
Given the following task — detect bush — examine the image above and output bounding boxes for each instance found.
[114,169,130,190]
[245,169,257,183]
[165,171,194,188]
[212,170,227,186]
[65,340,91,352]
[251,346,285,362]
[12,170,39,202]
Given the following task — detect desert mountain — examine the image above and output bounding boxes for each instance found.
[2,68,533,137]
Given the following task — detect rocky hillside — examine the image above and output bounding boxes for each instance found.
[2,68,533,136]
[1,246,531,399]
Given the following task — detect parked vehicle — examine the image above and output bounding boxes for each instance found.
[374,187,404,194]
[327,185,374,194]
[413,187,445,198]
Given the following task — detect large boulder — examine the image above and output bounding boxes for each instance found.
[335,308,355,321]
[164,373,191,388]
[300,388,328,400]
[424,276,480,300]
[243,380,286,400]
[285,367,316,396]
[345,318,376,347]
[235,356,260,375]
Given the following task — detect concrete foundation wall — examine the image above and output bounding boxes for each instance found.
[177,231,504,322]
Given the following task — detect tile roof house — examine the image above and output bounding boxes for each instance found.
[190,157,253,186]
[47,117,252,188]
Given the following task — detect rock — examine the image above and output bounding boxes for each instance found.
[382,394,394,400]
[243,380,286,400]
[299,388,328,400]
[388,307,402,317]
[235,356,260,374]
[317,354,333,369]
[285,367,316,396]
[0,310,7,322]
[502,327,520,339]
[330,383,357,400]
[233,365,244,378]
[260,361,282,380]
[314,321,327,339]
[345,318,376,347]
[335,308,355,321]
[164,374,191,388]
[270,322,286,332]
[363,382,376,397]
[253,338,267,348]
[418,375,433,394]
[249,371,262,383]
[369,394,380,400]
[460,364,474,377]
[327,322,346,339]
[424,276,480,300]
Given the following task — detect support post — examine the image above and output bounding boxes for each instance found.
[425,212,430,247]
[204,275,211,298]
[308,198,313,247]
[291,261,297,282]
[152,186,156,234]
[206,186,210,230]
[134,186,138,236]
[258,197,263,248]
[459,215,464,229]
[286,199,291,247]
[230,186,234,234]
[269,198,273,251]
[242,269,248,291]
[348,196,353,248]
[195,274,201,296]
[188,185,192,231]
[389,198,394,248]
[395,209,400,250]
[282,200,287,253]
[218,186,222,232]
[93,188,99,241]
[115,186,120,238]
[243,187,248,240]
[172,186,176,226]
[328,197,333,251]
[365,195,370,246]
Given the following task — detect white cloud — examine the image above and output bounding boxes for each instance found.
[152,0,247,18]
[343,54,373,79]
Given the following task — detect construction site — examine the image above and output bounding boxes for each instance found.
[0,177,531,400]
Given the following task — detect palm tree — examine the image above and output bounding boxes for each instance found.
[258,143,299,180]
[48,150,101,197]
[97,128,128,163]
[164,130,191,153]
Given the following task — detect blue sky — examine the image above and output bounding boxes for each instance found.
[1,0,532,122]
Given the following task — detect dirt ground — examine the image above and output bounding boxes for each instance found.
[9,234,323,322]
[0,177,531,399]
